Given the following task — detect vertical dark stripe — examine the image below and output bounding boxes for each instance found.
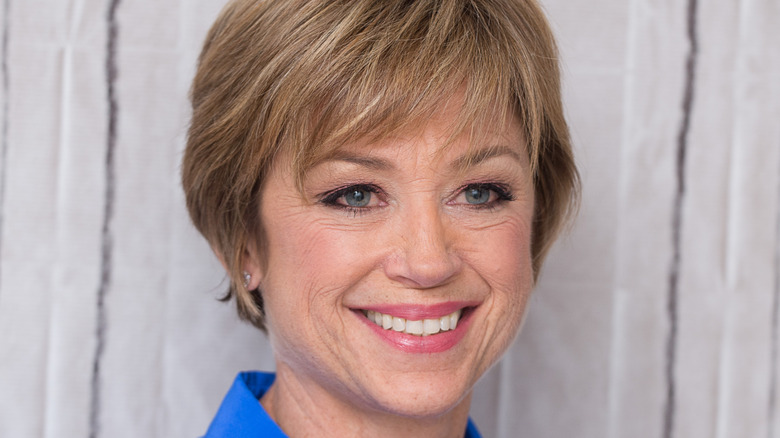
[0,0,11,302]
[663,1,699,438]
[90,0,121,437]
[768,136,780,438]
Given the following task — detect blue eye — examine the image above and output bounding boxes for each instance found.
[457,183,514,209]
[344,188,371,207]
[320,184,381,211]
[464,186,491,204]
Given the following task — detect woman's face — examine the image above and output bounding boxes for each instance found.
[250,104,535,420]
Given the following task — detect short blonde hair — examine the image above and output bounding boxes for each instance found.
[182,0,579,331]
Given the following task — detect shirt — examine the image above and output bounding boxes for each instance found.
[204,371,482,437]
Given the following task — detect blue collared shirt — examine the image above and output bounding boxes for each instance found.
[204,372,482,437]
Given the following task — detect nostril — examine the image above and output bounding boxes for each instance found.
[384,246,462,289]
[382,206,462,288]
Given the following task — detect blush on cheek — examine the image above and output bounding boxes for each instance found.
[271,226,379,313]
[481,222,533,279]
[296,228,370,275]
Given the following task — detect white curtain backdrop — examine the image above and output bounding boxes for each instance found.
[0,0,778,437]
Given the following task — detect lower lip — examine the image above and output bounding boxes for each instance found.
[356,308,474,354]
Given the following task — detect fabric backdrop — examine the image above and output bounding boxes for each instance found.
[0,0,778,437]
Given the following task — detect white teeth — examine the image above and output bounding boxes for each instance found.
[440,315,450,331]
[405,319,423,335]
[363,309,463,337]
[392,317,405,332]
[450,311,459,330]
[423,319,440,335]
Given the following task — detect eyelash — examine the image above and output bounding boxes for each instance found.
[319,183,385,216]
[458,183,516,211]
[318,182,515,215]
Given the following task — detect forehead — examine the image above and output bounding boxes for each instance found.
[314,103,526,170]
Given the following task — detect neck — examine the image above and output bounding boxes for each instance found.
[260,364,473,438]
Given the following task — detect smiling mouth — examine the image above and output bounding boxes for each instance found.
[361,309,463,336]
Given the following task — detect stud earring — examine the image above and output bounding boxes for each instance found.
[242,271,251,288]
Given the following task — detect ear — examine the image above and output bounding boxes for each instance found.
[210,243,263,291]
[241,239,264,290]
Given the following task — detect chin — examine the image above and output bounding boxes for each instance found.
[354,366,478,419]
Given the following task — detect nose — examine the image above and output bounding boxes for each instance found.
[383,203,463,289]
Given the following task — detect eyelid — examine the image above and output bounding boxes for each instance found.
[318,183,385,206]
[450,182,515,208]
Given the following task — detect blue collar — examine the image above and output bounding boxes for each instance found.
[203,372,286,437]
[204,372,481,437]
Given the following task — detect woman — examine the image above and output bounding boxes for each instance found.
[182,0,578,436]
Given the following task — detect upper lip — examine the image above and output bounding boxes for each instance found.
[354,301,479,320]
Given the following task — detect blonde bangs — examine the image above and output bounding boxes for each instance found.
[254,0,551,184]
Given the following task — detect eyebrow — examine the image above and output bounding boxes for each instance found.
[326,151,395,171]
[449,145,523,169]
[324,144,522,171]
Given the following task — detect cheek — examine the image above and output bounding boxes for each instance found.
[260,220,382,373]
[459,218,534,370]
[465,218,534,293]
[261,217,376,311]
[261,223,345,346]
[471,219,534,337]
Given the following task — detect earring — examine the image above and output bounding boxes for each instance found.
[242,271,251,288]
